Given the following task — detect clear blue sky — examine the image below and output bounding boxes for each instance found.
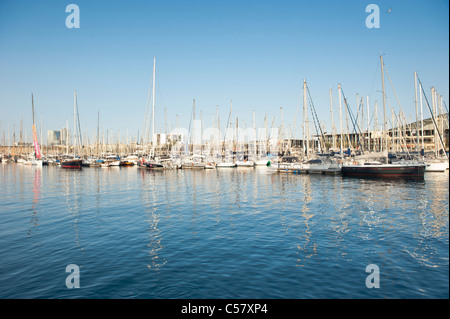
[0,0,448,144]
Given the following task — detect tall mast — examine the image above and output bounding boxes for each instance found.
[338,84,343,158]
[235,117,238,153]
[414,72,419,153]
[73,91,77,157]
[280,106,283,154]
[66,120,69,154]
[13,123,15,156]
[303,79,308,157]
[264,114,268,156]
[192,99,195,154]
[32,94,35,125]
[217,111,220,156]
[20,115,23,145]
[253,110,256,158]
[31,94,35,156]
[439,94,444,156]
[31,93,42,159]
[431,87,437,157]
[40,116,43,152]
[230,100,233,152]
[366,96,370,152]
[380,55,388,158]
[97,111,100,158]
[329,88,335,151]
[31,95,35,155]
[216,106,219,155]
[165,107,168,154]
[360,97,364,148]
[356,93,359,148]
[151,56,156,157]
[374,101,379,151]
[419,84,424,154]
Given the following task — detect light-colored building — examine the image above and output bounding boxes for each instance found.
[60,128,69,146]
[47,130,60,146]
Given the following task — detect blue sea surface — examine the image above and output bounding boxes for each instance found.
[0,164,448,298]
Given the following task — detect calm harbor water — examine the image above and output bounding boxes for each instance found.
[0,164,448,299]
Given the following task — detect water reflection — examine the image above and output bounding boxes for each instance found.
[403,173,449,269]
[296,175,317,267]
[0,164,447,298]
[28,167,41,237]
[425,173,449,239]
[63,169,83,250]
[329,178,352,261]
[190,170,200,236]
[140,170,167,271]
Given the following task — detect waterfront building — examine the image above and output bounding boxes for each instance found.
[60,127,69,146]
[47,130,60,146]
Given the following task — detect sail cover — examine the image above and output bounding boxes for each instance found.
[32,124,42,158]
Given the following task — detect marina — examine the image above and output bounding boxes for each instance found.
[1,55,448,178]
[0,1,448,303]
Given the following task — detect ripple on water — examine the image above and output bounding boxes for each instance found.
[0,166,448,298]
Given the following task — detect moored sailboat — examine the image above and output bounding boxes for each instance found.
[181,155,207,169]
[255,157,270,166]
[424,158,449,172]
[341,160,426,178]
[61,91,82,169]
[146,161,164,170]
[340,56,426,179]
[276,156,304,173]
[30,94,43,166]
[61,158,82,169]
[235,158,254,167]
[303,157,341,174]
[216,161,236,168]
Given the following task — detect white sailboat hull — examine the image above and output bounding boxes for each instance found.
[235,161,254,167]
[255,159,269,166]
[277,163,304,172]
[425,160,449,172]
[305,163,331,173]
[32,159,43,166]
[181,162,206,169]
[216,162,236,168]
